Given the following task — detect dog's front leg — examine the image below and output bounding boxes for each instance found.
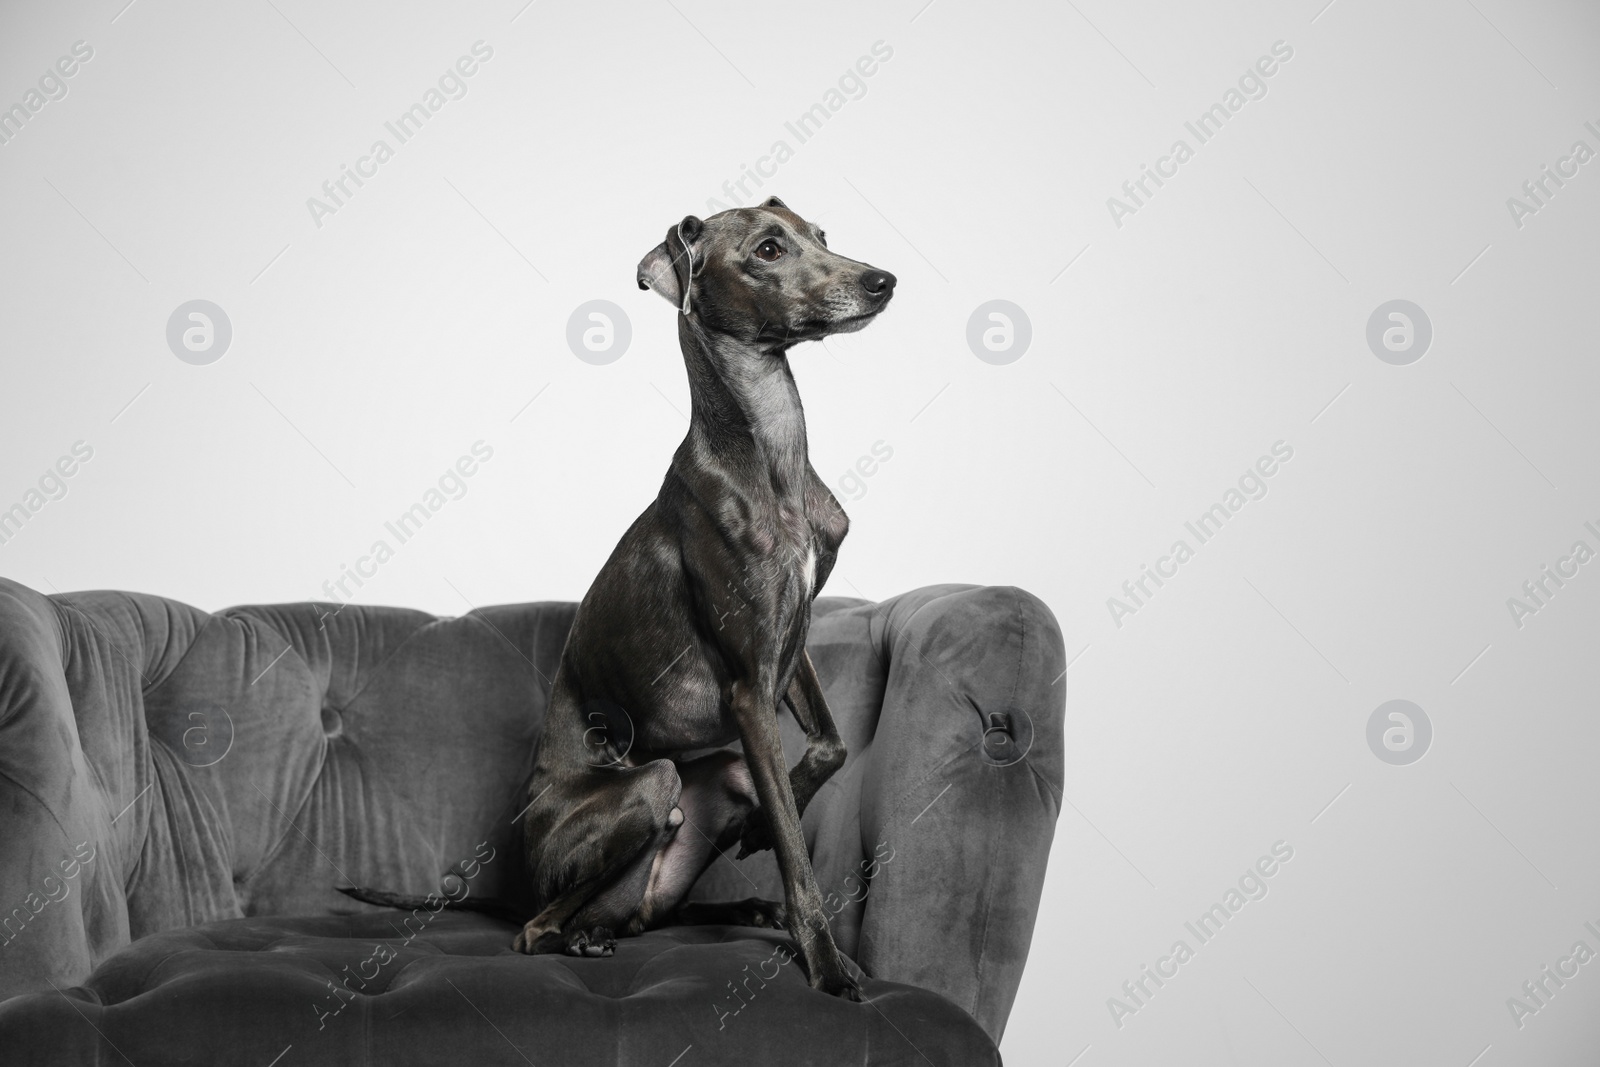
[730,679,860,1000]
[737,650,845,858]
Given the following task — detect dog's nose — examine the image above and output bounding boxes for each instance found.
[859,270,896,296]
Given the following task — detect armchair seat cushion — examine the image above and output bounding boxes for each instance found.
[0,913,997,1066]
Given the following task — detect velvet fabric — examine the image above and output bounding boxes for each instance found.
[0,579,1063,1063]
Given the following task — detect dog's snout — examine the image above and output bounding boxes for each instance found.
[859,270,896,297]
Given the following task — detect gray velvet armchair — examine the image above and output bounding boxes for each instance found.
[0,577,1062,1065]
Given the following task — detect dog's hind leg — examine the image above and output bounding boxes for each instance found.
[513,759,681,955]
[781,650,847,817]
[553,812,683,954]
[670,898,787,930]
[563,749,760,941]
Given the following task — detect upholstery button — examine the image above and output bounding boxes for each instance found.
[320,706,343,738]
[440,873,465,898]
[980,707,1034,767]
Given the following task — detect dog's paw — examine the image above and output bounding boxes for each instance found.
[512,923,564,955]
[735,812,774,859]
[746,899,787,930]
[813,969,861,1001]
[718,897,787,929]
[565,926,617,958]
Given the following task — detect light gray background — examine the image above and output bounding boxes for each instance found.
[2,0,1598,1063]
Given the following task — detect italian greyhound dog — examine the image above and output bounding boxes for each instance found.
[512,198,895,999]
[344,198,894,999]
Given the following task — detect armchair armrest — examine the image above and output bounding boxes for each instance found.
[853,584,1065,1042]
[0,580,132,999]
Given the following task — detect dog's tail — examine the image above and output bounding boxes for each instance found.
[337,885,525,924]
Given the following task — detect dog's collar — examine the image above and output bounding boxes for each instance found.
[677,220,694,317]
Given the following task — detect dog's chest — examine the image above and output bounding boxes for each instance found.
[699,482,838,617]
[770,503,817,595]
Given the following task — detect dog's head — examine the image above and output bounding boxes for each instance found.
[637,197,895,349]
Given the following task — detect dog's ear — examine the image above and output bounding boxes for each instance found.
[637,215,704,313]
[761,196,787,209]
[636,241,682,307]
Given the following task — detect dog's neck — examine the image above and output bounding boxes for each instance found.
[678,318,809,498]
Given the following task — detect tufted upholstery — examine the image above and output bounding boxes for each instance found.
[0,914,1002,1066]
[0,578,1064,1063]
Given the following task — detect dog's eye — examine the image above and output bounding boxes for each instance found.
[754,240,785,262]
[816,230,827,247]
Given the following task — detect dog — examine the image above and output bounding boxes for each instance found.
[345,197,894,1000]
